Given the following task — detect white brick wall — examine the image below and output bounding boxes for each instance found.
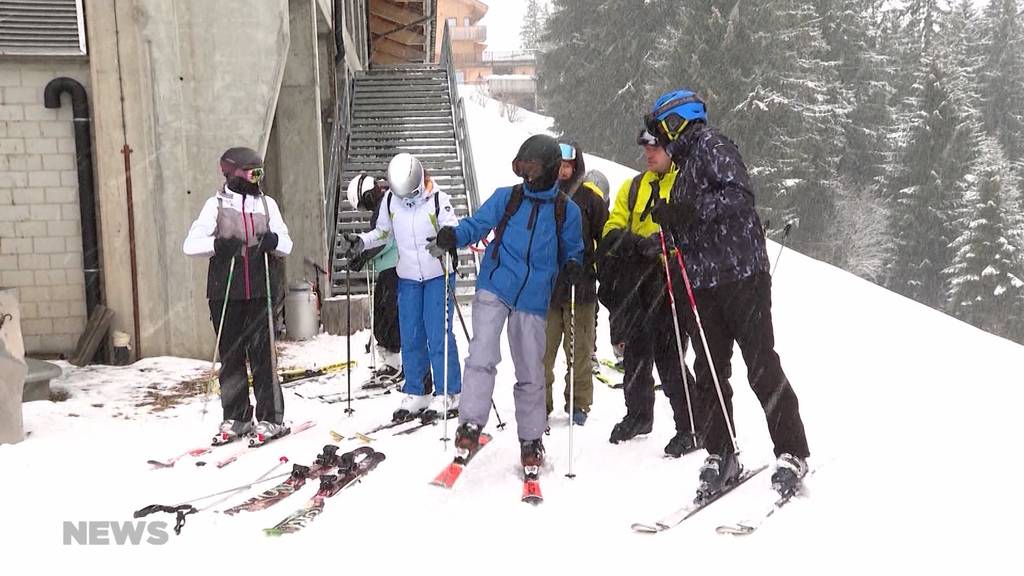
[0,60,90,355]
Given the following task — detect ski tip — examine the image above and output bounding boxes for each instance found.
[146,460,170,469]
[630,523,660,534]
[715,524,755,536]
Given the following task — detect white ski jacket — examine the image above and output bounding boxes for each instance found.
[358,182,459,282]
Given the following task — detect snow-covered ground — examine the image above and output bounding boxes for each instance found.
[3,94,1023,575]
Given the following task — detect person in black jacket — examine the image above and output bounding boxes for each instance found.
[184,147,293,444]
[647,89,810,498]
[542,142,608,426]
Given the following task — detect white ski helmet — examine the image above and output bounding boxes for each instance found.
[346,173,376,209]
[387,153,425,199]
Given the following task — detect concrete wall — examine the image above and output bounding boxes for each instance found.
[266,0,328,291]
[0,59,91,355]
[85,0,292,360]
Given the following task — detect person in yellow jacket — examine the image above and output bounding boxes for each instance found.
[595,129,704,456]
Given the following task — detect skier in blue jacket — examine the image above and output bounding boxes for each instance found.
[428,134,584,470]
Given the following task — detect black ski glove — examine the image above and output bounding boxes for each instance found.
[651,198,697,229]
[341,233,364,258]
[213,237,244,258]
[434,226,458,251]
[563,260,586,286]
[636,233,674,259]
[256,232,279,255]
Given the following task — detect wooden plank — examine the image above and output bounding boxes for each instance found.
[372,37,426,63]
[368,14,424,46]
[70,305,114,366]
[370,1,426,28]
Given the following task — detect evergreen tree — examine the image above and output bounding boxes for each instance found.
[537,0,671,165]
[520,0,545,52]
[977,0,1024,165]
[944,137,1024,341]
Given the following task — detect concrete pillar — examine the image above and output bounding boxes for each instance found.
[85,0,290,359]
[0,289,26,445]
[266,0,328,291]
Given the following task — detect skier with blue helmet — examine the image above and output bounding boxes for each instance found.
[646,89,811,499]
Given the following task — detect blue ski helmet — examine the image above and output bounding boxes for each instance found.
[645,89,706,143]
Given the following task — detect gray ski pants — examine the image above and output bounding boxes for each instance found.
[459,289,548,441]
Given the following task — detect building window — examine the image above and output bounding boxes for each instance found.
[0,0,87,55]
[464,17,471,27]
[447,17,457,29]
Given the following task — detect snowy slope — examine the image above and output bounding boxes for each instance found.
[3,95,1023,576]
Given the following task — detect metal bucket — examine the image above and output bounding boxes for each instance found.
[284,282,319,340]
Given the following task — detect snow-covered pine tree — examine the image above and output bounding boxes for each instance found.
[537,0,672,165]
[944,137,1024,341]
[520,0,545,52]
[977,0,1024,166]
[886,2,983,310]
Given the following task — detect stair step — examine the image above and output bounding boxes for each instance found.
[351,116,454,126]
[348,143,457,150]
[353,109,452,119]
[354,102,452,113]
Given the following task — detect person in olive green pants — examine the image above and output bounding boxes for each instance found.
[543,142,608,425]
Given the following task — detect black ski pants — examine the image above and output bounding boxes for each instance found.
[210,299,284,424]
[687,272,809,458]
[374,267,401,352]
[621,281,700,435]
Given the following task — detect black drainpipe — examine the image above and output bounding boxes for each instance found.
[43,78,102,320]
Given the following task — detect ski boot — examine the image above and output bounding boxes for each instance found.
[250,421,290,446]
[421,393,459,422]
[374,365,404,387]
[697,452,742,500]
[520,438,545,472]
[392,393,431,422]
[571,407,588,426]
[608,414,652,444]
[664,431,703,458]
[454,422,482,463]
[771,453,808,498]
[213,406,254,445]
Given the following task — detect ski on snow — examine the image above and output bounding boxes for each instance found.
[715,463,820,535]
[264,446,385,536]
[214,420,316,468]
[429,433,493,489]
[631,464,768,533]
[221,445,343,516]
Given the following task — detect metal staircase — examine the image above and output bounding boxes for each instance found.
[331,62,479,297]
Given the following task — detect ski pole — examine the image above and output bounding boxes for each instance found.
[441,252,451,446]
[204,258,235,419]
[772,222,793,277]
[670,237,739,455]
[658,230,697,447]
[453,295,506,430]
[366,262,376,374]
[565,283,576,480]
[345,255,354,415]
[264,251,283,413]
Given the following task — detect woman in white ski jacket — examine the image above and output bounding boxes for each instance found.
[341,153,461,421]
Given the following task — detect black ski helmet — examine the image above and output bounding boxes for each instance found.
[512,134,561,192]
[220,147,263,178]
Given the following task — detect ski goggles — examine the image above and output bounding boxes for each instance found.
[241,167,265,184]
[644,112,688,143]
[636,128,660,147]
[559,143,577,161]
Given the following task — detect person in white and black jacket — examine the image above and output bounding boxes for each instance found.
[340,153,461,423]
[183,147,293,444]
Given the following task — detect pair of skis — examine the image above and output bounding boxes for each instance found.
[632,462,815,535]
[147,420,315,469]
[428,434,543,505]
[221,444,344,516]
[264,446,386,536]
